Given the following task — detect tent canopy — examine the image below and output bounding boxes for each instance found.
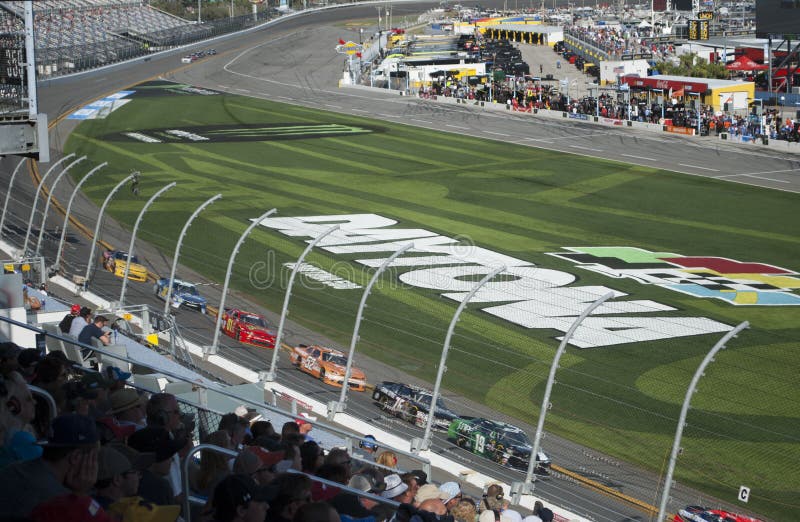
[725,55,769,71]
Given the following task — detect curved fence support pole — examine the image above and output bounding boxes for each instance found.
[0,158,28,240]
[330,242,414,419]
[82,174,136,289]
[53,162,107,273]
[35,155,87,256]
[119,182,177,308]
[511,291,616,504]
[23,153,75,256]
[208,208,276,355]
[262,224,339,382]
[163,194,223,317]
[419,265,507,452]
[656,321,749,522]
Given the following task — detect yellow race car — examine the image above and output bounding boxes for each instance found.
[102,250,148,282]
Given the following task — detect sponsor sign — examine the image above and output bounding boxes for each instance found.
[665,125,695,135]
[568,113,589,120]
[256,214,734,348]
[548,247,800,306]
[600,117,623,125]
[67,91,134,120]
[106,123,376,143]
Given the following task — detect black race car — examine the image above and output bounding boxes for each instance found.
[372,381,459,430]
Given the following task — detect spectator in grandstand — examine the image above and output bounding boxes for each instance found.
[450,499,478,522]
[127,425,185,506]
[479,483,507,515]
[409,469,427,486]
[78,315,111,347]
[376,449,399,470]
[109,388,147,431]
[439,482,462,512]
[311,463,346,501]
[219,412,249,450]
[381,473,410,502]
[415,484,449,506]
[209,473,271,522]
[69,307,93,338]
[401,471,421,500]
[300,440,324,475]
[0,341,21,377]
[17,347,41,383]
[330,470,386,518]
[59,304,82,333]
[295,501,340,522]
[0,413,100,517]
[324,447,354,480]
[80,371,112,417]
[353,434,379,465]
[280,419,301,442]
[192,430,233,498]
[0,371,39,467]
[145,393,186,497]
[93,445,144,510]
[103,366,131,394]
[296,418,315,442]
[266,472,312,522]
[29,493,115,522]
[249,419,280,450]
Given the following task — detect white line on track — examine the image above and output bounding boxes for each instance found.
[446,124,468,129]
[742,174,791,183]
[275,96,293,101]
[485,131,510,137]
[570,145,604,152]
[412,119,433,124]
[719,168,799,177]
[678,163,719,171]
[351,108,369,113]
[235,88,250,93]
[324,104,342,109]
[377,113,396,118]
[621,153,656,161]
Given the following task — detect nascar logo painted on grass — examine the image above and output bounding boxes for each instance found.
[256,213,733,349]
[548,247,800,306]
[110,123,375,143]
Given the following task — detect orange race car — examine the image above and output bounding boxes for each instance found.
[289,345,367,391]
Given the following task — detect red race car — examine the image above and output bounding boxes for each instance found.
[219,308,276,349]
[674,506,763,522]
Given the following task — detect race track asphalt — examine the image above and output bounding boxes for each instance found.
[2,3,789,521]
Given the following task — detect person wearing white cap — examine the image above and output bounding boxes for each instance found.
[439,481,462,511]
[381,473,409,501]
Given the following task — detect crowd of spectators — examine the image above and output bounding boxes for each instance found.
[0,330,560,522]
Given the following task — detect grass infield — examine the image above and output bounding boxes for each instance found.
[65,81,799,520]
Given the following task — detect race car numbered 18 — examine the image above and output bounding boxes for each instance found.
[738,485,750,503]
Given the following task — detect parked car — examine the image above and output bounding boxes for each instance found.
[219,308,276,349]
[290,345,366,391]
[447,417,550,474]
[372,381,458,429]
[154,277,207,313]
[102,250,148,282]
[673,506,763,522]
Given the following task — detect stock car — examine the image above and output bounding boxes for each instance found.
[290,345,366,391]
[219,308,276,348]
[154,277,207,313]
[102,250,148,282]
[447,417,551,474]
[372,381,459,429]
[673,506,763,522]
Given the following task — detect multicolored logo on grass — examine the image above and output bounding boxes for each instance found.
[548,247,800,306]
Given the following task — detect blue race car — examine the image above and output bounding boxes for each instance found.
[154,277,207,313]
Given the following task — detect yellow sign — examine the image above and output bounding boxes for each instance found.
[21,263,30,272]
[699,20,709,40]
[335,41,361,56]
[688,20,699,40]
[698,11,713,19]
[146,333,159,346]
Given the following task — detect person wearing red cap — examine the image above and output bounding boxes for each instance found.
[59,304,83,334]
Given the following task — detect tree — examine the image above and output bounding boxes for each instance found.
[653,52,728,79]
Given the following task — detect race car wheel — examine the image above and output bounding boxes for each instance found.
[378,395,391,409]
[372,391,381,401]
[236,329,243,342]
[402,405,418,423]
[456,437,468,448]
[319,369,326,382]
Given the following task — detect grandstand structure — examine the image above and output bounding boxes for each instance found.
[0,0,269,78]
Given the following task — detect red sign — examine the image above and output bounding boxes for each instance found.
[665,125,696,135]
[621,75,709,93]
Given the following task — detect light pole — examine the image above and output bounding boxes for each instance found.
[419,266,506,452]
[22,153,75,257]
[83,174,137,289]
[53,162,107,273]
[656,322,749,522]
[0,158,27,239]
[119,182,177,308]
[780,95,785,121]
[332,243,413,419]
[209,208,277,355]
[263,224,339,382]
[36,155,87,256]
[163,194,223,317]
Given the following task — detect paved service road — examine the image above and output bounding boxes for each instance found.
[7,3,785,522]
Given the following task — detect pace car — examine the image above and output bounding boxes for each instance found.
[154,278,207,313]
[372,381,458,429]
[674,506,763,522]
[447,417,551,474]
[290,345,366,391]
[102,250,148,282]
[220,308,276,349]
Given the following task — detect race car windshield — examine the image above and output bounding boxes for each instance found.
[502,429,531,447]
[417,393,448,411]
[115,252,140,263]
[323,353,348,366]
[242,315,266,327]
[175,283,199,295]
